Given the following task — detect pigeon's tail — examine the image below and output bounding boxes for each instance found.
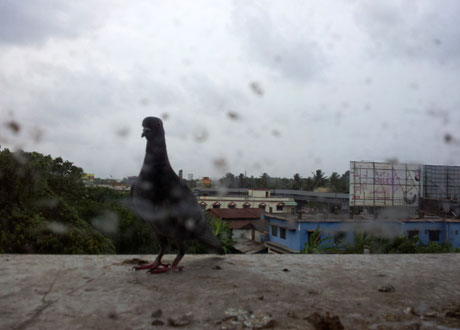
[198,227,225,255]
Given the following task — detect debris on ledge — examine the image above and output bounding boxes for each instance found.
[1,254,459,329]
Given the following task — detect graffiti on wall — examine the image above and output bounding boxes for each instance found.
[350,161,421,207]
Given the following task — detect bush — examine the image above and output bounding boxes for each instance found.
[343,233,454,254]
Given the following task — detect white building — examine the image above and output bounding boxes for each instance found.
[197,189,297,214]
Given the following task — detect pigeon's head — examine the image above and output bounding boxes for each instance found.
[141,117,164,140]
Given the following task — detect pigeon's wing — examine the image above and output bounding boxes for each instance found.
[196,216,225,254]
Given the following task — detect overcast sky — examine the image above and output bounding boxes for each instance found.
[1,0,459,180]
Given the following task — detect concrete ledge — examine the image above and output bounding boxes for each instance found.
[1,254,460,329]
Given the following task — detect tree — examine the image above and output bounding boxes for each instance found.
[0,149,114,254]
[339,171,350,193]
[328,172,341,192]
[219,172,237,188]
[257,173,270,189]
[291,173,302,190]
[312,169,328,189]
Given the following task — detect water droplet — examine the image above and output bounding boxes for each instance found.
[6,121,20,134]
[249,82,264,96]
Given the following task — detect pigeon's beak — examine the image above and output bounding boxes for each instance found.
[141,128,151,138]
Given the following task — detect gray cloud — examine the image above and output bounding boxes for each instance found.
[355,1,460,64]
[1,1,459,179]
[232,3,326,82]
[0,0,105,45]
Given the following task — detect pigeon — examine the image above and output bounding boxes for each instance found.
[131,116,224,273]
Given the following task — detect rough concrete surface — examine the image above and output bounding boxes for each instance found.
[1,254,460,330]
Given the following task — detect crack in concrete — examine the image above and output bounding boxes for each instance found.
[12,267,62,330]
[65,276,97,296]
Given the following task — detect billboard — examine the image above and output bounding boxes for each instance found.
[350,161,421,207]
[423,165,460,200]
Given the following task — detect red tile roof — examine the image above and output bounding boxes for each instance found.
[207,208,264,220]
[227,220,254,229]
[226,219,269,232]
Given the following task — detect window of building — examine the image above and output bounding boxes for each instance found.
[259,203,266,210]
[334,232,346,244]
[228,202,236,209]
[212,202,221,209]
[407,230,419,239]
[280,227,286,239]
[199,202,207,211]
[276,203,284,211]
[307,230,314,243]
[243,202,250,209]
[271,225,278,237]
[427,230,440,241]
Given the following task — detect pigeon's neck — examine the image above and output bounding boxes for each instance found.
[143,138,172,173]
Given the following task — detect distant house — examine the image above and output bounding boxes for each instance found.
[265,213,460,254]
[198,189,297,214]
[207,208,269,243]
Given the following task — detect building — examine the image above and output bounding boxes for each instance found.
[207,208,268,242]
[207,208,269,253]
[194,187,349,213]
[197,189,297,214]
[264,213,460,253]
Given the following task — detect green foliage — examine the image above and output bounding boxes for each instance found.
[78,187,159,254]
[417,241,452,253]
[0,149,159,254]
[343,232,376,254]
[216,170,349,192]
[301,226,335,254]
[210,215,234,253]
[0,149,234,255]
[343,233,454,254]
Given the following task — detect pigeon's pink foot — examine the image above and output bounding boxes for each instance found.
[148,265,184,274]
[133,261,170,271]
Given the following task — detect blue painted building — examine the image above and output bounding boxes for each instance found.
[265,213,460,253]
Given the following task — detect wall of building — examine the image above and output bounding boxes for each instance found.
[197,196,296,214]
[401,222,446,245]
[297,222,355,251]
[269,218,301,251]
[232,229,246,239]
[447,222,460,248]
[267,216,460,252]
[249,190,271,198]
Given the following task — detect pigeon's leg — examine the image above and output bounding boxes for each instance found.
[170,240,185,272]
[149,240,185,273]
[133,236,169,271]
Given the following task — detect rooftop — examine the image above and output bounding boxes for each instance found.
[268,213,460,223]
[208,208,264,220]
[2,254,460,329]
